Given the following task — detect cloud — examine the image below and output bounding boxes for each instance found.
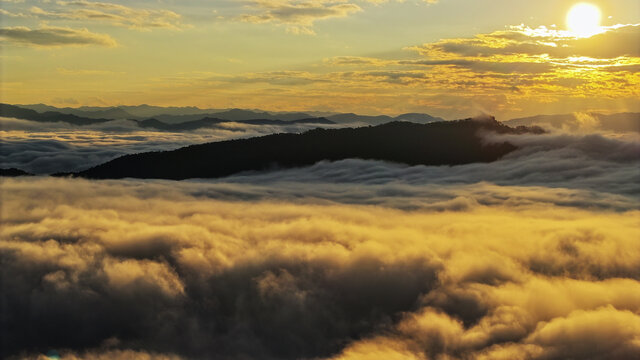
[332,304,640,360]
[30,1,188,31]
[0,117,349,174]
[1,176,639,359]
[409,24,640,60]
[208,70,327,86]
[238,0,362,35]
[323,57,556,75]
[324,56,395,67]
[397,59,556,74]
[0,25,117,47]
[2,116,639,201]
[0,8,28,17]
[324,25,640,74]
[236,0,441,34]
[186,130,640,204]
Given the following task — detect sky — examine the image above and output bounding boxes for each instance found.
[2,3,640,359]
[1,0,639,119]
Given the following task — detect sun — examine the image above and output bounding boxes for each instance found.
[567,3,602,37]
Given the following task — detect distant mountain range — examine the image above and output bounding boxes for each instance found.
[16,103,219,119]
[327,112,444,125]
[0,104,336,130]
[0,104,114,126]
[136,117,336,131]
[505,112,640,132]
[7,104,640,132]
[71,117,544,180]
[6,103,445,126]
[148,109,328,124]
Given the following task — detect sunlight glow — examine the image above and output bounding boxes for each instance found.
[567,3,602,37]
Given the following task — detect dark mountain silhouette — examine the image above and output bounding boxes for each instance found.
[136,117,226,131]
[505,112,640,132]
[0,104,112,125]
[326,113,394,125]
[14,104,134,119]
[17,103,97,113]
[395,113,444,123]
[74,108,133,119]
[326,112,444,125]
[240,117,335,125]
[136,117,335,131]
[75,118,544,180]
[151,109,280,123]
[152,111,324,124]
[13,103,445,125]
[151,113,233,124]
[0,168,33,177]
[18,103,219,118]
[119,104,221,118]
[210,109,317,122]
[1,104,333,130]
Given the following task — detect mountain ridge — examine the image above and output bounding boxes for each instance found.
[73,118,544,180]
[0,104,336,130]
[6,103,445,126]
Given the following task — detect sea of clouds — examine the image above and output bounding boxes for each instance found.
[1,176,639,359]
[0,117,350,174]
[1,116,639,359]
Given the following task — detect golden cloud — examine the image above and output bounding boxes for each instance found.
[31,1,189,31]
[0,25,117,47]
[409,24,640,60]
[238,0,362,35]
[1,177,639,359]
[236,0,441,35]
